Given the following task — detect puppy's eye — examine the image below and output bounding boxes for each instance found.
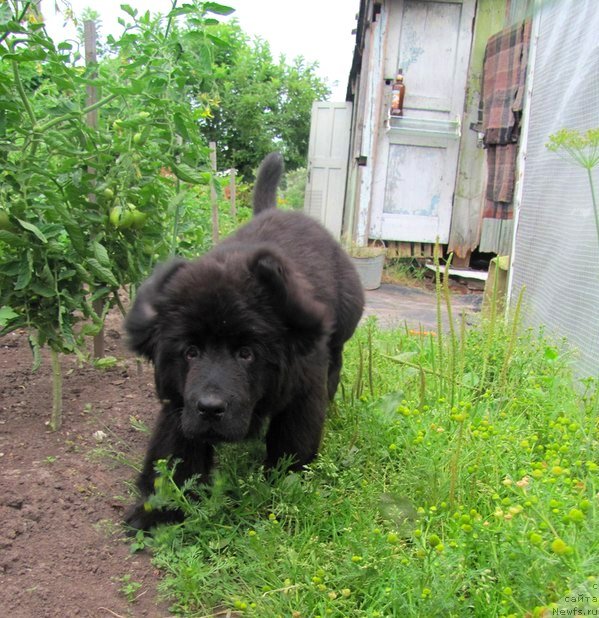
[236,346,254,362]
[184,345,200,360]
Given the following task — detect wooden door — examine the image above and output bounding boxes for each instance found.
[304,101,352,239]
[370,0,476,243]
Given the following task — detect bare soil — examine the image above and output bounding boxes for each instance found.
[0,310,173,618]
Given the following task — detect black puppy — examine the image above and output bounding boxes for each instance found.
[124,153,364,530]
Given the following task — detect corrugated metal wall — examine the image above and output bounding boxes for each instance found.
[509,0,599,377]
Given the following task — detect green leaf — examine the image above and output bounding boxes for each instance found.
[167,6,197,18]
[3,48,48,62]
[80,322,104,337]
[0,306,18,328]
[120,4,138,18]
[0,229,26,247]
[92,241,111,267]
[65,224,86,255]
[93,355,118,369]
[204,3,235,16]
[206,33,229,48]
[16,219,48,244]
[173,112,191,141]
[30,281,56,298]
[15,253,33,290]
[73,264,93,284]
[86,258,119,287]
[171,162,210,185]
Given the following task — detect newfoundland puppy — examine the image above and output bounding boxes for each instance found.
[124,152,364,530]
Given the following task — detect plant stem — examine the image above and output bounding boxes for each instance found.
[164,0,179,40]
[443,253,457,406]
[480,259,500,391]
[587,168,599,242]
[11,60,36,126]
[433,240,444,399]
[499,286,525,389]
[49,347,62,431]
[448,419,464,508]
[384,355,478,391]
[35,93,119,133]
[367,320,374,398]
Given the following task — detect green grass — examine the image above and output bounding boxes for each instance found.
[382,258,428,287]
[134,297,598,617]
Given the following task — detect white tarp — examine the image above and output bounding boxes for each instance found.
[509,0,599,377]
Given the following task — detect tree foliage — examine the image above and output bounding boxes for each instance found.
[201,21,330,177]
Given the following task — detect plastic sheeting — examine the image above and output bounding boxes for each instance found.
[509,0,599,377]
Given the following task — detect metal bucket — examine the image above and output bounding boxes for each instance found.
[352,254,385,290]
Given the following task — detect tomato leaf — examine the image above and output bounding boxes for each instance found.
[86,258,119,287]
[0,306,18,328]
[17,219,48,244]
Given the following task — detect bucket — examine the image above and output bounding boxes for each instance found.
[351,253,385,290]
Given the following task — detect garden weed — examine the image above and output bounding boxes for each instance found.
[139,292,598,617]
[114,573,143,604]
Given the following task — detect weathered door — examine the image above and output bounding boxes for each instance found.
[304,101,352,239]
[370,0,476,243]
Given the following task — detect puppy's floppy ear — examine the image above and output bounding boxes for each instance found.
[125,259,186,360]
[250,247,331,347]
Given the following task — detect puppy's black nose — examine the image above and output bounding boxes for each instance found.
[196,394,225,419]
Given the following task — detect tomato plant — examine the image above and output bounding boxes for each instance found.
[0,1,233,429]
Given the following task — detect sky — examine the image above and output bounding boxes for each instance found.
[39,0,359,101]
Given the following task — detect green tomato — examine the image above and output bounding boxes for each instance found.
[119,210,134,229]
[132,132,144,145]
[103,187,115,200]
[109,206,122,227]
[0,210,11,230]
[130,210,147,228]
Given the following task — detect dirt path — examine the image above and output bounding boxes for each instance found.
[0,312,172,618]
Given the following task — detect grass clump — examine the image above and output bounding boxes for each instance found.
[137,299,598,617]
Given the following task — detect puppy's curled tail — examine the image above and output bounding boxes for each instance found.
[253,152,284,214]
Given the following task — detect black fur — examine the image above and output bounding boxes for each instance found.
[124,153,364,530]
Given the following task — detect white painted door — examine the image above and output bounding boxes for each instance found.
[370,0,475,243]
[304,101,352,239]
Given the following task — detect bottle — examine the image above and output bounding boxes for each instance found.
[390,73,405,117]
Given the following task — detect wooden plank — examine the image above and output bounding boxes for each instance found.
[383,240,437,258]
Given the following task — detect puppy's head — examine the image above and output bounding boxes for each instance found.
[125,246,331,442]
